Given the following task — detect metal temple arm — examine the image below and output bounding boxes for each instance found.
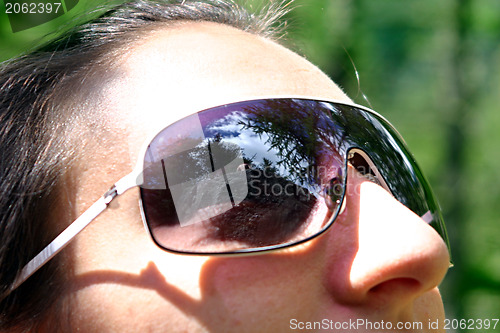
[10,173,137,292]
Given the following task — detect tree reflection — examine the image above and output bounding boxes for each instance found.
[140,99,350,248]
[238,99,344,188]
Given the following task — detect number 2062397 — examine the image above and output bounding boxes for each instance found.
[5,2,62,14]
[443,318,498,330]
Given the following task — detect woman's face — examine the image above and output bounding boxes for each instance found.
[63,22,450,332]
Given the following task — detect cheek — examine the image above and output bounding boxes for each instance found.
[197,249,325,331]
[413,288,446,326]
[66,186,328,332]
[67,247,326,332]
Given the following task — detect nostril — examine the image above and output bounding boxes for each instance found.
[369,278,421,296]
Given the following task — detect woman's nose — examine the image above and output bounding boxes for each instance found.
[324,167,450,306]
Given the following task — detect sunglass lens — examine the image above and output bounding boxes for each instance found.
[140,100,346,253]
[139,99,450,257]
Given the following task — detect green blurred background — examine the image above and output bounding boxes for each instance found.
[1,0,499,329]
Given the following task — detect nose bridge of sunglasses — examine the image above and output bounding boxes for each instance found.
[345,148,449,252]
[346,148,392,194]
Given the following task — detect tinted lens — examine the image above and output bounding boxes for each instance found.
[139,99,450,255]
[140,99,346,253]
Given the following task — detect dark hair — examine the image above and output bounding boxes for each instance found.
[0,0,290,330]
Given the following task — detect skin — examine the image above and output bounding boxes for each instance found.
[60,22,450,332]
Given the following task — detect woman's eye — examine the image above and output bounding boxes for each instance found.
[322,176,344,210]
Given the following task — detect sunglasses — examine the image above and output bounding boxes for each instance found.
[12,97,451,291]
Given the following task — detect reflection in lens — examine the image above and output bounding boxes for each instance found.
[140,99,345,253]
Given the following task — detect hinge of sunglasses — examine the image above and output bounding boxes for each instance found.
[102,172,140,206]
[103,185,118,205]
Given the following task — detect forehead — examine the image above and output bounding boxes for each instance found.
[101,22,350,160]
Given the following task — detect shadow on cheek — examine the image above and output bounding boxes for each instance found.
[68,262,201,311]
[67,261,240,329]
[65,233,333,330]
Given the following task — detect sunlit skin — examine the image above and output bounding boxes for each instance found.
[58,22,450,332]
